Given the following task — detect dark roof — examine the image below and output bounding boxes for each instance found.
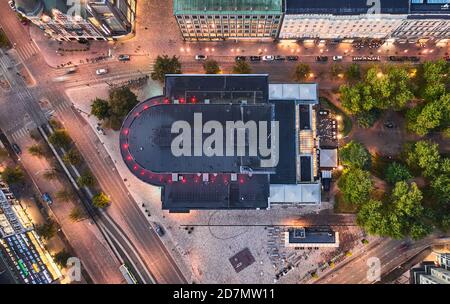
[300,156,312,182]
[285,0,410,15]
[165,74,269,105]
[162,174,269,211]
[269,101,297,184]
[410,0,450,14]
[288,227,337,244]
[126,103,275,174]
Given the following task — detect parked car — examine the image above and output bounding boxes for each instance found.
[96,68,108,75]
[235,56,246,61]
[352,56,380,62]
[12,143,21,155]
[65,67,77,74]
[332,56,343,61]
[154,223,165,236]
[262,55,274,61]
[118,54,130,61]
[96,125,105,135]
[316,56,328,62]
[287,56,299,61]
[384,121,395,129]
[250,56,261,62]
[195,54,207,61]
[42,193,53,205]
[8,1,16,11]
[274,55,285,61]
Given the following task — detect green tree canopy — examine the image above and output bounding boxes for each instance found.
[69,206,85,222]
[293,63,311,82]
[28,144,45,158]
[151,55,182,83]
[338,168,373,205]
[36,220,57,240]
[1,166,25,184]
[53,250,71,267]
[92,192,110,208]
[232,60,252,74]
[406,93,449,136]
[203,59,220,74]
[339,141,371,169]
[345,63,361,82]
[48,130,72,150]
[63,148,82,166]
[91,98,111,120]
[108,87,139,130]
[385,162,412,185]
[77,171,96,187]
[406,141,441,177]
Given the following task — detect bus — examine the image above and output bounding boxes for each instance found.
[18,259,29,277]
[119,264,138,284]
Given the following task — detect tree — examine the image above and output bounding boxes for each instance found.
[77,171,95,187]
[69,207,85,222]
[53,250,71,267]
[108,87,139,130]
[406,93,449,136]
[1,166,24,184]
[419,60,449,102]
[385,162,412,185]
[36,220,57,240]
[345,64,361,82]
[48,130,72,150]
[0,29,11,48]
[28,145,45,158]
[55,189,75,202]
[43,169,58,181]
[203,59,220,74]
[431,174,450,204]
[293,63,311,82]
[392,181,423,218]
[63,148,82,166]
[406,141,441,178]
[232,61,252,74]
[0,147,9,162]
[90,98,111,120]
[330,63,344,78]
[339,141,371,169]
[357,199,385,235]
[151,55,182,83]
[92,192,110,208]
[338,168,373,205]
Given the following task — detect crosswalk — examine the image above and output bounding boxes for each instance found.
[15,42,39,63]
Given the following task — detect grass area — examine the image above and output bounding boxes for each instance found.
[334,191,359,214]
[0,28,11,49]
[319,97,353,136]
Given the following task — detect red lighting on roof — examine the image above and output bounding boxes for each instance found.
[123,129,129,135]
[163,98,170,104]
[239,178,245,184]
[191,96,197,103]
[122,143,129,149]
[180,97,185,104]
[140,170,146,176]
[181,177,187,184]
[143,105,149,110]
[126,155,132,161]
[133,164,139,171]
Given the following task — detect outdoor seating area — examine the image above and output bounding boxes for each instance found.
[317,109,338,148]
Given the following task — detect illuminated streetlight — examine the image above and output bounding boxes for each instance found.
[336,115,342,121]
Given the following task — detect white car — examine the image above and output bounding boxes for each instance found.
[96,68,108,75]
[8,1,16,11]
[262,55,274,61]
[333,56,343,61]
[195,55,207,61]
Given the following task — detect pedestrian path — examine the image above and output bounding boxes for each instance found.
[15,42,39,63]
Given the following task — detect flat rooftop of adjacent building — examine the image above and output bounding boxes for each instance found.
[165,74,269,104]
[285,0,410,15]
[288,227,337,244]
[126,103,275,173]
[173,0,283,14]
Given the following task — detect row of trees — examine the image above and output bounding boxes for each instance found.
[337,140,449,240]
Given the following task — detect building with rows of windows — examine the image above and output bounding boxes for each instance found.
[173,0,283,41]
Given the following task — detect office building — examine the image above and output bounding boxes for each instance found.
[173,0,283,41]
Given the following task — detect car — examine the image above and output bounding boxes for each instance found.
[8,1,16,11]
[42,193,53,205]
[96,68,108,75]
[287,56,299,61]
[118,54,130,61]
[316,56,328,62]
[12,143,21,155]
[195,54,207,61]
[332,56,343,61]
[384,121,395,129]
[250,56,261,62]
[262,55,274,61]
[274,55,285,61]
[235,56,246,61]
[65,67,77,74]
[408,56,420,62]
[154,223,165,236]
[96,125,105,135]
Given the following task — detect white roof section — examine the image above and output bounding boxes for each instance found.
[269,83,318,103]
[269,183,321,204]
[320,149,338,168]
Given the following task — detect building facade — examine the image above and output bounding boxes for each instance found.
[279,0,450,43]
[15,0,136,41]
[173,0,283,41]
